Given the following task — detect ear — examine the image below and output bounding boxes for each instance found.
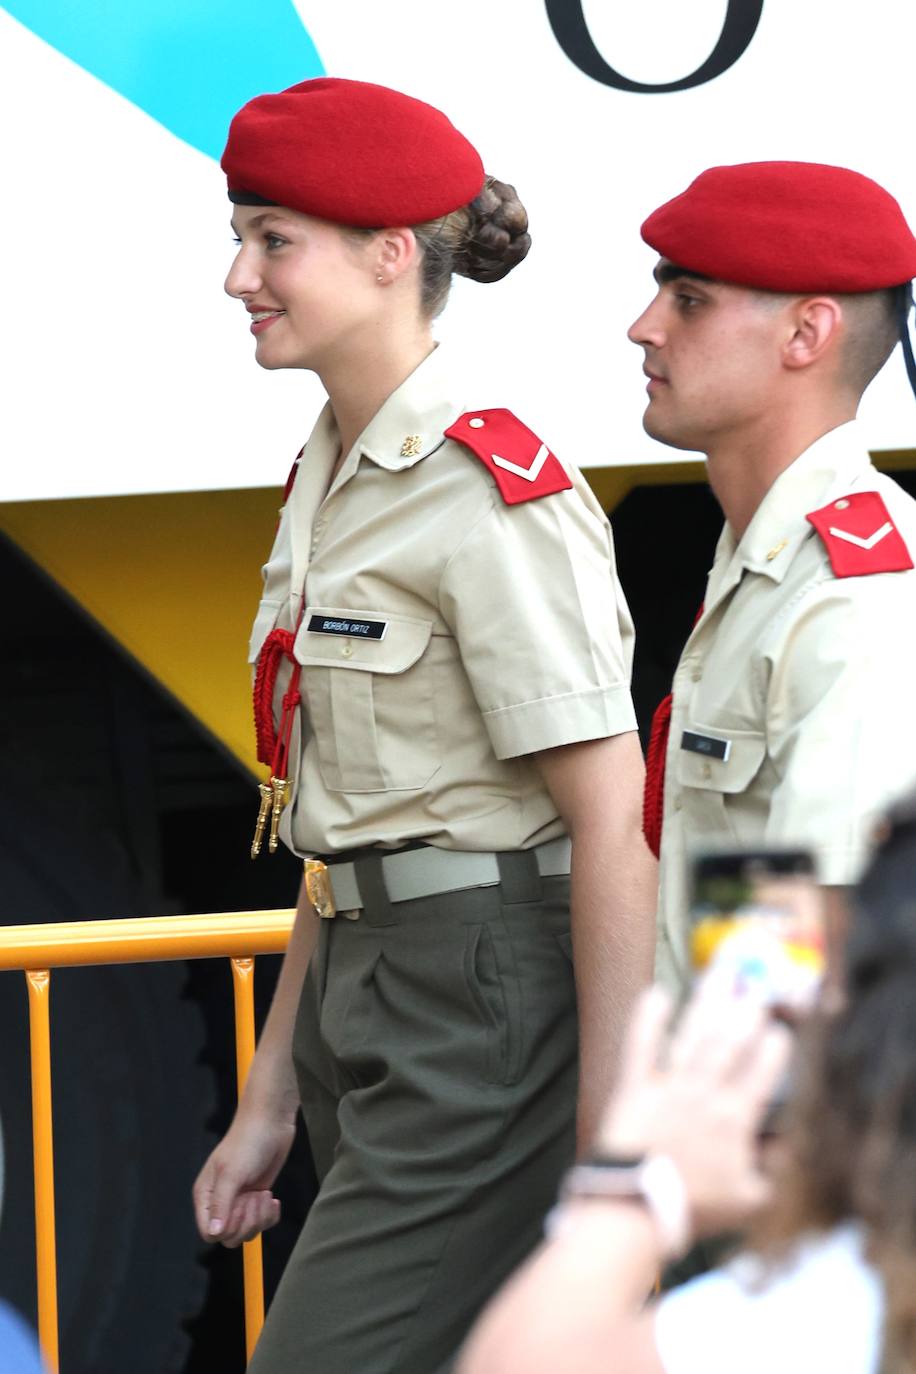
[374,227,419,286]
[782,296,843,372]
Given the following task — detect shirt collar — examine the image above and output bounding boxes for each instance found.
[356,343,466,472]
[721,421,876,584]
[297,344,465,507]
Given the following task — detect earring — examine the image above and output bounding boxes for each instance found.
[376,274,385,283]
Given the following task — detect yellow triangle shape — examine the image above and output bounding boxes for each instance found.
[0,489,283,776]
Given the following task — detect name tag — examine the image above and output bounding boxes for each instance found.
[681,730,731,762]
[307,614,388,640]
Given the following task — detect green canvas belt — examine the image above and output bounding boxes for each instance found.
[314,836,571,914]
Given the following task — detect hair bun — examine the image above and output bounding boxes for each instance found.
[456,177,531,283]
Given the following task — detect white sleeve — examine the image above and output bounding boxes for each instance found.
[438,487,637,758]
[764,574,916,883]
[653,1227,883,1374]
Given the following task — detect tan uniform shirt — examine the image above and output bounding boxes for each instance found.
[249,346,637,856]
[658,421,916,988]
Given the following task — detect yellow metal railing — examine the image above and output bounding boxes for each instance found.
[0,909,296,1372]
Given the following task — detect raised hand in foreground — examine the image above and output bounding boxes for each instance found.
[458,978,792,1374]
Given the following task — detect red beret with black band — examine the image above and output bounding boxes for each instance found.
[221,76,485,227]
[641,161,916,293]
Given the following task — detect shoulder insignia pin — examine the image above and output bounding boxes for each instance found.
[445,409,573,505]
[806,491,913,578]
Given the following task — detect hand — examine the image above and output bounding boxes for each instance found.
[595,979,792,1239]
[192,1106,296,1248]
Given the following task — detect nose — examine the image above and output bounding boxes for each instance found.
[627,293,665,349]
[224,244,262,300]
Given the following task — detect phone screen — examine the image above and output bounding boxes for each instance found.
[689,847,824,1013]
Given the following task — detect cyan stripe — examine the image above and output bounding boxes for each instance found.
[6,0,324,159]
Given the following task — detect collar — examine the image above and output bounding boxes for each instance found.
[717,421,876,586]
[287,346,466,596]
[309,343,466,504]
[355,343,465,471]
[294,344,465,509]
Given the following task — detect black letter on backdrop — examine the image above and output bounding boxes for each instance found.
[545,0,765,93]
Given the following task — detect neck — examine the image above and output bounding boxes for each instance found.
[320,319,436,473]
[706,397,859,540]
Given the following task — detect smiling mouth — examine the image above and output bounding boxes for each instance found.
[250,310,285,335]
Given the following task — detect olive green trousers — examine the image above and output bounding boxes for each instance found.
[247,861,577,1374]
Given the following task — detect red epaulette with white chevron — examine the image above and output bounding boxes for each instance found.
[445,409,572,505]
[806,491,914,578]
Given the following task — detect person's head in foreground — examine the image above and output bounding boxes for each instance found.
[628,162,916,460]
[220,76,530,382]
[458,791,916,1374]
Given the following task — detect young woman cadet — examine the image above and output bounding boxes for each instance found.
[192,77,656,1374]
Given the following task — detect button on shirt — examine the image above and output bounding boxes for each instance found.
[658,421,916,988]
[248,346,637,856]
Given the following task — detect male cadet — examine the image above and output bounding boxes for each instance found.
[631,161,916,988]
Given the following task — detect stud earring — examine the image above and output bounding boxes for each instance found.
[376,274,385,283]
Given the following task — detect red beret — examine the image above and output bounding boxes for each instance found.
[641,162,916,292]
[221,77,485,227]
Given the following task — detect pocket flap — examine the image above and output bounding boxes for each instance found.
[295,607,433,674]
[677,726,766,794]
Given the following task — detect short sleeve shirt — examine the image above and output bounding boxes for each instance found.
[657,422,916,988]
[654,1224,882,1374]
[248,345,637,856]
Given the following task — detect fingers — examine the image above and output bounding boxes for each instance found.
[194,1157,255,1242]
[667,979,795,1145]
[615,985,674,1096]
[206,1160,244,1240]
[191,1162,217,1242]
[742,1020,794,1125]
[193,1160,281,1248]
[667,975,768,1081]
[221,1191,282,1249]
[593,985,675,1155]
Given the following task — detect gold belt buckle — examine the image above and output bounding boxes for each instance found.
[304,859,336,919]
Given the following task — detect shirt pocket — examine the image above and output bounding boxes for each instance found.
[295,606,439,793]
[675,725,767,839]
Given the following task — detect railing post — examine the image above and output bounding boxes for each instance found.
[26,969,59,1374]
[230,957,265,1363]
[0,910,295,1371]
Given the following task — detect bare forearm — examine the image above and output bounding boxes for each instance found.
[242,874,319,1122]
[458,1202,661,1374]
[572,811,657,1146]
[533,733,659,1150]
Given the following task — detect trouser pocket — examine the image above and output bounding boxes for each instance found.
[464,920,523,1086]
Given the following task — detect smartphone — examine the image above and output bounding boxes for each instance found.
[689,847,824,1015]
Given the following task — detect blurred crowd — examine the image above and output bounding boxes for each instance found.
[460,792,916,1374]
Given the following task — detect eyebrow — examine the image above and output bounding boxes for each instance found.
[229,210,290,234]
[653,262,716,287]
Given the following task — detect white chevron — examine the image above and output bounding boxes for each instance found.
[492,443,550,482]
[828,520,893,550]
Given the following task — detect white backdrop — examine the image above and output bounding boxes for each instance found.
[1,0,914,501]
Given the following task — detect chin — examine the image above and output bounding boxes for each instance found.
[642,409,703,454]
[643,415,685,451]
[254,344,312,372]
